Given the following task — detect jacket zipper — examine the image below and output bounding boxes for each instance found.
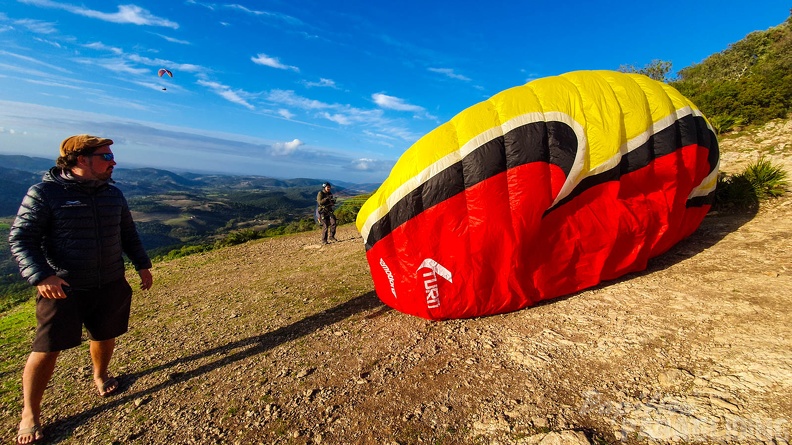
[90,192,103,287]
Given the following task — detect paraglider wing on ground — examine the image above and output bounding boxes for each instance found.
[355,70,719,320]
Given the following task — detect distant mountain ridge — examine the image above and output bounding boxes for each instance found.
[0,154,380,204]
[0,153,379,280]
[0,154,54,173]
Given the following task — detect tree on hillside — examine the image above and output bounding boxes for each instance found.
[618,59,673,82]
[671,11,792,132]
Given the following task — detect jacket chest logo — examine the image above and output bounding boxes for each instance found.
[61,200,88,208]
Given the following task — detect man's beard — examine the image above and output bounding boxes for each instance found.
[94,168,113,181]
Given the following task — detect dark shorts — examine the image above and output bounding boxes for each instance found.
[32,279,133,352]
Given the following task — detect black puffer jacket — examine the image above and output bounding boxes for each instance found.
[8,167,151,288]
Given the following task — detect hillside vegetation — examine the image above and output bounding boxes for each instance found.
[625,11,792,135]
[673,12,792,134]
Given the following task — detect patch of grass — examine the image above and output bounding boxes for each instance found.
[0,278,35,312]
[164,216,193,226]
[134,413,148,424]
[272,418,289,436]
[0,300,36,406]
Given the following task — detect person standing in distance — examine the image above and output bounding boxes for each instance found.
[317,182,338,244]
[9,135,153,445]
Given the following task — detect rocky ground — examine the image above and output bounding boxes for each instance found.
[1,120,791,445]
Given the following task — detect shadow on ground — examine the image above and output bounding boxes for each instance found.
[43,291,384,442]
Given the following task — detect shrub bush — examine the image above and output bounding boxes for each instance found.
[713,157,788,212]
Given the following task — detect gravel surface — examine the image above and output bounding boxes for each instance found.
[2,120,791,445]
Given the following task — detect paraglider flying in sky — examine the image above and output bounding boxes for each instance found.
[158,69,173,91]
[356,70,719,320]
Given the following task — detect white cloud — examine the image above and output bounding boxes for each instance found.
[23,78,83,89]
[372,93,437,121]
[197,79,254,110]
[278,109,295,119]
[83,58,150,76]
[321,107,386,127]
[372,93,424,112]
[304,78,338,88]
[19,0,179,29]
[267,90,419,141]
[223,4,304,26]
[15,19,58,34]
[271,138,303,155]
[362,130,397,141]
[320,112,351,125]
[428,67,471,82]
[251,53,299,72]
[125,54,205,74]
[33,37,63,48]
[0,50,72,73]
[352,158,376,170]
[84,41,124,55]
[154,33,191,45]
[267,89,332,110]
[372,124,420,142]
[351,158,393,172]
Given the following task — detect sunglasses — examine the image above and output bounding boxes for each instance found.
[84,153,115,161]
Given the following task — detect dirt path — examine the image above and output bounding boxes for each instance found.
[2,123,791,444]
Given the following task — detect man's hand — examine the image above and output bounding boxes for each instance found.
[138,269,153,290]
[36,275,70,299]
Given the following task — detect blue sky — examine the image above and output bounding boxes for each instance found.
[0,1,788,183]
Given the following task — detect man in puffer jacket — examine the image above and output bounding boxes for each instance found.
[9,134,153,445]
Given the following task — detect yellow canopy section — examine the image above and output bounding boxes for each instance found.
[356,70,705,241]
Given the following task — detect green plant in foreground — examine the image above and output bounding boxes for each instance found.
[714,173,760,212]
[713,157,789,212]
[742,157,789,199]
[0,302,36,405]
[708,114,745,135]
